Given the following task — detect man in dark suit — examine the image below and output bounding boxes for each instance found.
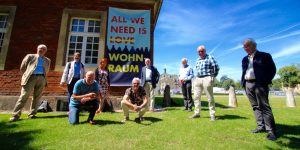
[140,58,160,111]
[241,38,277,141]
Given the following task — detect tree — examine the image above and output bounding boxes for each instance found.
[270,78,281,91]
[277,64,300,107]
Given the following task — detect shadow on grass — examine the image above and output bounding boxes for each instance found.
[94,119,123,126]
[269,124,300,149]
[35,114,68,119]
[217,114,248,120]
[136,116,163,126]
[0,121,42,150]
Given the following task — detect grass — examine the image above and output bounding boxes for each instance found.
[0,95,299,150]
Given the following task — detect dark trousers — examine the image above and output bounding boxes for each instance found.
[245,81,276,133]
[68,100,98,124]
[67,78,80,104]
[182,80,193,110]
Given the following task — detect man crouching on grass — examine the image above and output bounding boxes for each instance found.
[121,77,149,123]
[69,71,99,125]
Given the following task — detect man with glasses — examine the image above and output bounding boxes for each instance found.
[241,38,277,141]
[190,45,219,121]
[9,44,51,122]
[121,77,149,123]
[60,52,85,110]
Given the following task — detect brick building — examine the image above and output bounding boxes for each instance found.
[0,0,162,111]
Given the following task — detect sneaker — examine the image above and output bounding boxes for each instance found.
[210,115,216,121]
[9,117,19,122]
[121,117,129,123]
[134,117,144,123]
[189,114,200,119]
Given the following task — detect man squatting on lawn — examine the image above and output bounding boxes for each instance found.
[69,71,101,125]
[121,77,149,123]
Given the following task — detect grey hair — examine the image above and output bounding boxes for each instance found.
[132,77,141,84]
[181,58,188,63]
[243,38,257,47]
[37,44,47,51]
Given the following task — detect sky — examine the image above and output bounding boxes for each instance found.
[154,0,300,81]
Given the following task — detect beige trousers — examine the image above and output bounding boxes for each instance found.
[193,76,216,117]
[121,100,149,118]
[144,82,155,110]
[12,75,46,118]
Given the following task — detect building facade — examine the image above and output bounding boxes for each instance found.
[0,0,162,110]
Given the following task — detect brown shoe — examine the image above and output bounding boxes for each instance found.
[189,114,200,119]
[88,120,96,125]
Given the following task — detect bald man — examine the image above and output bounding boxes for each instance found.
[68,71,99,125]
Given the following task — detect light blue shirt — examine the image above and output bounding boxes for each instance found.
[70,79,99,107]
[33,57,44,74]
[179,64,194,81]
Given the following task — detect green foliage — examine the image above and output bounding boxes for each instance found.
[271,78,282,90]
[219,75,235,90]
[1,95,299,149]
[277,64,300,88]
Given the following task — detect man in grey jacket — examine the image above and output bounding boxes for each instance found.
[9,44,51,122]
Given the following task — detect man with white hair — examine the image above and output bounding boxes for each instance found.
[9,44,51,122]
[121,77,149,123]
[140,58,160,112]
[190,45,219,121]
[178,58,194,111]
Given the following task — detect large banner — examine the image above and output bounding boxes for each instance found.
[105,7,150,86]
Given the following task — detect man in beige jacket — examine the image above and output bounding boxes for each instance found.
[9,44,51,122]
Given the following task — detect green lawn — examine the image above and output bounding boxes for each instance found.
[0,95,299,150]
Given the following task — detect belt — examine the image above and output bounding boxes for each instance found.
[32,74,44,76]
[246,79,256,82]
[145,80,151,82]
[197,75,209,78]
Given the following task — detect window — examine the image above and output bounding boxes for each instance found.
[66,18,101,65]
[0,14,8,53]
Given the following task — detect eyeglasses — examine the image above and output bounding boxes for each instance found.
[198,51,205,53]
[133,83,140,85]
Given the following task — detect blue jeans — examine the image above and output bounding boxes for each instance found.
[68,100,98,124]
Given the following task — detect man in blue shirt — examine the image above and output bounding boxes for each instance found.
[178,58,194,111]
[69,71,99,125]
[190,45,219,121]
[9,44,51,122]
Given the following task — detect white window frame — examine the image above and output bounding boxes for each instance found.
[0,13,9,52]
[66,17,101,67]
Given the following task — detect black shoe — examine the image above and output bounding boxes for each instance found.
[266,132,277,141]
[251,128,266,133]
[28,115,37,119]
[134,117,143,123]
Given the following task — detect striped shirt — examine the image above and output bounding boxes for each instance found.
[195,54,219,77]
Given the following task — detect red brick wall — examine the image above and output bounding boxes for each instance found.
[0,0,156,96]
[0,70,67,96]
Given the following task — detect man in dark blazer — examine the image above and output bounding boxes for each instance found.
[241,38,277,141]
[140,58,160,111]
